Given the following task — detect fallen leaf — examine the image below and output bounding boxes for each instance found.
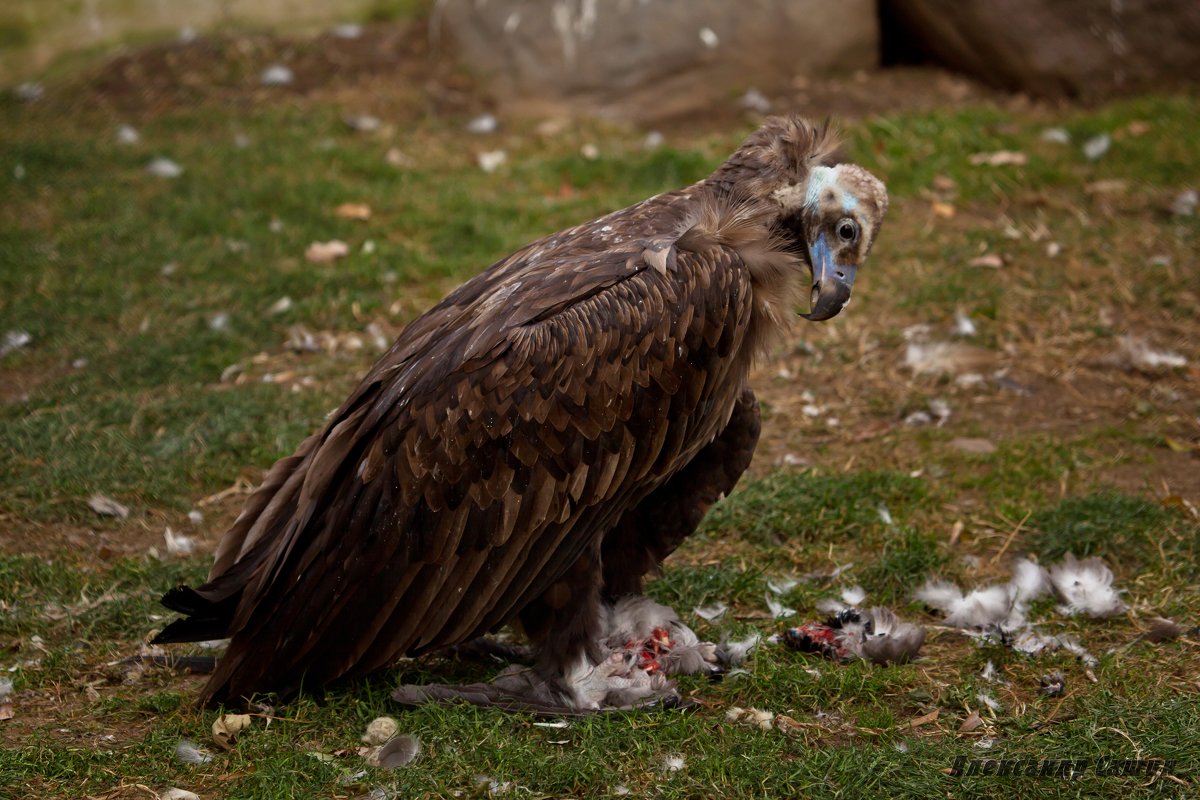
[959,710,983,733]
[931,200,956,219]
[334,203,372,221]
[305,240,350,263]
[88,494,130,519]
[969,150,1027,167]
[949,437,996,455]
[212,713,252,750]
[907,709,940,728]
[0,703,12,721]
[967,254,1004,269]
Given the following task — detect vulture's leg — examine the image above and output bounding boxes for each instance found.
[601,387,760,596]
[599,388,760,674]
[393,544,677,713]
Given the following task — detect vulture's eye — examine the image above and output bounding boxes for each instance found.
[836,218,859,243]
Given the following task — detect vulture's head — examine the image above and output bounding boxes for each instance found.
[779,162,888,321]
[714,115,889,321]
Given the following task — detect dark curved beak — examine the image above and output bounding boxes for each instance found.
[800,234,857,322]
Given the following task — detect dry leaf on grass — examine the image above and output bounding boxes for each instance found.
[212,713,252,750]
[305,240,350,263]
[969,150,1027,167]
[333,203,372,220]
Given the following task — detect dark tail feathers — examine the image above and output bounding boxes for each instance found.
[152,585,234,644]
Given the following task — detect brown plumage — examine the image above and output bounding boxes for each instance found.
[154,115,888,710]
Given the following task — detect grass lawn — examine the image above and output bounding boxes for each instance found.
[1,21,1198,799]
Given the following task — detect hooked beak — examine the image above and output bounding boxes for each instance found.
[800,233,857,322]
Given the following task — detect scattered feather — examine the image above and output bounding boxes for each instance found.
[116,125,140,145]
[725,706,775,731]
[1082,133,1111,160]
[344,114,382,132]
[164,527,195,557]
[88,493,130,519]
[765,594,795,620]
[1108,335,1187,373]
[465,113,499,134]
[1040,127,1071,144]
[146,158,184,178]
[877,505,894,525]
[663,754,686,772]
[953,311,977,337]
[477,150,507,173]
[693,603,727,622]
[266,296,293,316]
[160,790,200,800]
[1039,670,1065,696]
[371,734,420,768]
[642,131,665,150]
[914,580,1017,629]
[532,720,570,729]
[331,23,364,39]
[739,88,772,114]
[1048,554,1126,618]
[1010,558,1051,604]
[580,143,600,160]
[980,660,1008,685]
[174,739,213,765]
[698,27,719,48]
[305,240,350,263]
[974,737,997,749]
[260,64,294,86]
[976,692,1003,713]
[904,340,990,375]
[842,586,867,606]
[16,82,44,102]
[720,632,760,666]
[1169,189,1197,216]
[208,311,231,332]
[766,576,799,595]
[1143,617,1182,643]
[362,716,398,745]
[1,330,32,358]
[927,398,952,424]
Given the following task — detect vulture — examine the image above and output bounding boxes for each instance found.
[154,115,888,712]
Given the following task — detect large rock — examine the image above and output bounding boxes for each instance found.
[884,0,1200,99]
[436,0,879,121]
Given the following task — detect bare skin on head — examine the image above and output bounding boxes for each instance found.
[153,115,888,713]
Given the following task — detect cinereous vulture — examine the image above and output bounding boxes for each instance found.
[154,115,888,713]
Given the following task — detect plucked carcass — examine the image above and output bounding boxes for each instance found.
[153,115,888,712]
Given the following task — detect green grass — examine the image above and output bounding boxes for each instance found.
[1,50,1198,799]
